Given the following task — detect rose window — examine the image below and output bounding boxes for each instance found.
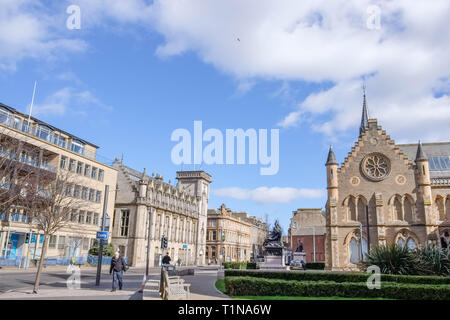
[361,153,391,181]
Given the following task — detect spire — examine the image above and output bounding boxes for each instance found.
[326,146,338,165]
[415,141,428,162]
[359,84,369,135]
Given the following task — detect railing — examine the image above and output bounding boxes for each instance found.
[0,113,97,161]
[0,149,57,173]
[86,254,128,265]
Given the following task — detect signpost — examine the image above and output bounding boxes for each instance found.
[95,185,109,286]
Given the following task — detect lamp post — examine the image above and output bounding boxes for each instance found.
[95,185,116,286]
[145,206,153,277]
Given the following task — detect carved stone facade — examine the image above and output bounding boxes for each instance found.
[325,99,450,271]
[112,160,211,267]
[206,204,267,263]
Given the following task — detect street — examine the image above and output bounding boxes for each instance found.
[0,266,228,300]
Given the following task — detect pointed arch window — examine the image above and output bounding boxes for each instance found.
[394,197,403,221]
[436,197,445,221]
[349,233,368,264]
[348,198,357,221]
[404,197,413,222]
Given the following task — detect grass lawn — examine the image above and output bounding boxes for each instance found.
[215,279,226,293]
[215,280,393,300]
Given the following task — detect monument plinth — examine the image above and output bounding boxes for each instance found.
[259,220,288,270]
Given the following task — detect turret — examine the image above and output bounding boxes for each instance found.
[326,146,339,201]
[415,141,430,187]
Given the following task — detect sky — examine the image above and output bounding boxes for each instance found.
[0,0,449,232]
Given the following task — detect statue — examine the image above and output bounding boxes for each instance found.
[296,241,304,252]
[263,220,284,256]
[264,220,283,246]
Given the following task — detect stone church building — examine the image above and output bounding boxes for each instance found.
[325,94,450,270]
[111,160,211,267]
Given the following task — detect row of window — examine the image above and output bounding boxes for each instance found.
[0,107,86,156]
[60,156,104,181]
[70,210,100,225]
[65,184,102,203]
[48,235,94,250]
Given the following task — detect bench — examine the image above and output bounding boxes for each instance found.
[160,268,191,300]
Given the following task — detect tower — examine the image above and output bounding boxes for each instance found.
[359,85,369,136]
[176,171,212,265]
[325,146,339,270]
[415,141,434,225]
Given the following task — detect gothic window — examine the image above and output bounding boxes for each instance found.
[436,197,445,221]
[394,197,403,221]
[406,238,417,250]
[404,197,413,222]
[440,231,450,249]
[348,198,357,221]
[396,231,418,250]
[446,198,450,220]
[361,153,391,181]
[357,198,367,225]
[348,233,368,264]
[396,237,405,247]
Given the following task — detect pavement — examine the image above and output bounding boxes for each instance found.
[0,265,230,300]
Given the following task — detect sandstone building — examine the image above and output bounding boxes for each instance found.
[325,94,450,270]
[206,204,267,263]
[112,160,211,267]
[288,208,326,262]
[0,102,117,263]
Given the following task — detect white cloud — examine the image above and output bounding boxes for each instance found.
[30,87,111,117]
[145,0,450,142]
[2,0,449,142]
[0,0,86,71]
[212,186,325,204]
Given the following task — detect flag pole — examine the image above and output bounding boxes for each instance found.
[27,81,37,124]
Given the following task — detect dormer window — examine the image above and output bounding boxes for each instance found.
[70,140,84,154]
[0,107,12,125]
[37,125,53,141]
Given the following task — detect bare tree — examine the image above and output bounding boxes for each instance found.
[0,129,41,214]
[23,170,91,293]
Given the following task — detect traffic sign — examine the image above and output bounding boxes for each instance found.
[96,231,108,240]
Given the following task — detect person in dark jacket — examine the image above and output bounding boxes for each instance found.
[110,252,127,292]
[162,252,171,265]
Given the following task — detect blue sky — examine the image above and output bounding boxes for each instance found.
[1,0,449,231]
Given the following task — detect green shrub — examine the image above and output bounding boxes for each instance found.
[246,262,257,269]
[412,246,450,276]
[225,276,450,300]
[224,270,450,285]
[88,240,115,257]
[223,262,247,269]
[305,262,325,270]
[363,245,450,276]
[363,244,416,275]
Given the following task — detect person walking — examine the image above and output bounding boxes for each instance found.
[162,252,171,266]
[110,252,128,292]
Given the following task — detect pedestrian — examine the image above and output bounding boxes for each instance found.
[110,252,128,292]
[162,252,171,266]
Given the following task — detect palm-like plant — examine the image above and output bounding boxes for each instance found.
[412,246,450,276]
[363,244,416,275]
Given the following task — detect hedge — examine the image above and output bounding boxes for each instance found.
[224,270,450,285]
[225,276,450,300]
[223,262,247,269]
[305,262,325,270]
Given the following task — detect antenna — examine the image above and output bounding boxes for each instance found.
[27,81,37,124]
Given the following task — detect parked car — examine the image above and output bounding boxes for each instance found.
[289,260,304,270]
